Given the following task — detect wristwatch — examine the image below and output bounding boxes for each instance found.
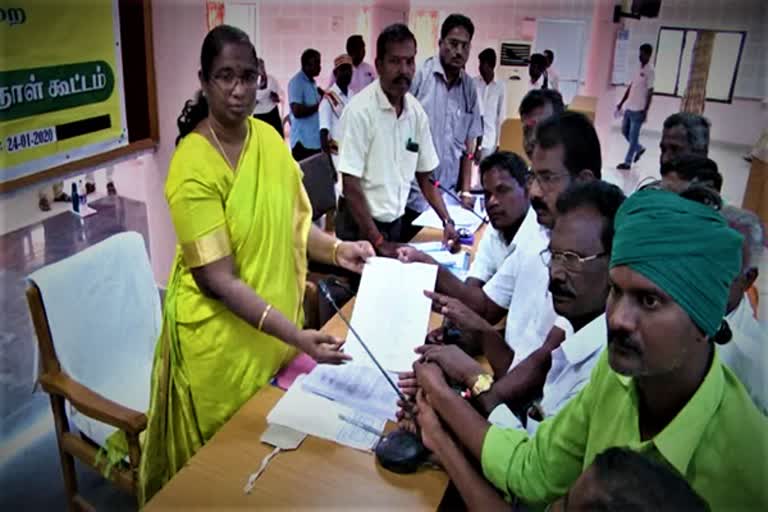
[459,191,473,199]
[470,373,494,397]
[442,218,455,227]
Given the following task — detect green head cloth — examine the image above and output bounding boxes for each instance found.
[610,188,743,337]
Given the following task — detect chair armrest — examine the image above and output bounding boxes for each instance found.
[38,372,147,435]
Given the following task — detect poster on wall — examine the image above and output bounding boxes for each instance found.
[611,28,631,85]
[0,0,127,187]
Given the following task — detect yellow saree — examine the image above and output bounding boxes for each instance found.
[136,118,312,504]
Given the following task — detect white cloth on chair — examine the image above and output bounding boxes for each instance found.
[29,231,161,448]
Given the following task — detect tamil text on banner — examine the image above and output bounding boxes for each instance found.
[0,1,127,186]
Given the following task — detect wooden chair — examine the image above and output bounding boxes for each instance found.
[26,232,159,511]
[498,118,527,162]
[27,284,146,511]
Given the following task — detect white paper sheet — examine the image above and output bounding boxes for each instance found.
[343,257,437,372]
[267,376,385,452]
[411,203,485,234]
[301,364,400,420]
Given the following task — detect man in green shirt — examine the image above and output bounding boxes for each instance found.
[413,188,768,510]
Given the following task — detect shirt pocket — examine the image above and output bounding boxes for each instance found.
[402,149,419,179]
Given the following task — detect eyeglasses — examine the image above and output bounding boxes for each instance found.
[211,70,263,92]
[540,248,607,272]
[527,171,569,192]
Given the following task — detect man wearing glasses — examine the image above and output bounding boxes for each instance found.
[403,112,602,372]
[410,181,624,434]
[403,14,483,239]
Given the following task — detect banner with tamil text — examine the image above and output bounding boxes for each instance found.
[0,1,127,187]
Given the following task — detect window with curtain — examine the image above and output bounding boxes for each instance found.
[408,10,438,66]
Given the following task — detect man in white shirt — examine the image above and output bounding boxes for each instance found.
[328,34,377,95]
[543,49,560,92]
[617,43,655,170]
[406,13,483,226]
[413,180,626,433]
[474,48,507,161]
[721,205,766,415]
[399,113,602,373]
[319,54,354,171]
[398,151,530,295]
[253,58,284,138]
[336,24,458,257]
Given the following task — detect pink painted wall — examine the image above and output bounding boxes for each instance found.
[256,1,373,94]
[143,0,209,283]
[114,0,764,286]
[370,4,408,44]
[136,0,208,284]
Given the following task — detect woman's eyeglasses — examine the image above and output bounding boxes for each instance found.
[211,70,263,92]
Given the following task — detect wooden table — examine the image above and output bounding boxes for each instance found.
[144,227,486,511]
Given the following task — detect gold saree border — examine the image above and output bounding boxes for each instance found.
[181,226,232,268]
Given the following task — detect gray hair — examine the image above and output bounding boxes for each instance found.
[663,113,711,155]
[721,205,765,268]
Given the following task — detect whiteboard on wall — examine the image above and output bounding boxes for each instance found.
[534,18,587,104]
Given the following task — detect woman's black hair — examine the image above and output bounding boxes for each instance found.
[176,25,257,145]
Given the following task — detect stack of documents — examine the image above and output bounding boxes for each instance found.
[267,375,385,452]
[301,364,399,421]
[412,202,486,234]
[409,241,470,280]
[267,257,437,451]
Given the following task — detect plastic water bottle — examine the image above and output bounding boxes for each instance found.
[78,180,87,209]
[71,182,79,213]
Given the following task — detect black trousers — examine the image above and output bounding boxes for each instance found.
[335,197,406,243]
[253,107,284,138]
[400,207,424,243]
[291,142,321,163]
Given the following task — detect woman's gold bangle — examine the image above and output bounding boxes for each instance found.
[258,304,273,331]
[332,240,343,266]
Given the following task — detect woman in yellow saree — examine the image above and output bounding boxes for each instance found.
[133,26,374,504]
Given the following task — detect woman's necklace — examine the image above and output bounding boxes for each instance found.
[209,122,236,170]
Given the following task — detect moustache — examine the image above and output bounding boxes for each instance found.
[548,281,574,298]
[395,76,411,86]
[607,329,642,355]
[531,197,548,212]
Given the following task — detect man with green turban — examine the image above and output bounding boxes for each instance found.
[411,188,768,510]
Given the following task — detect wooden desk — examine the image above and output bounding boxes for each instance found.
[144,227,487,511]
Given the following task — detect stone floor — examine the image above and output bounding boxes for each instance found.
[1,196,149,510]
